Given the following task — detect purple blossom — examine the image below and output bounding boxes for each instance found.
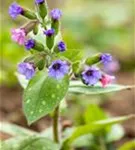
[103,59,120,74]
[100,53,112,65]
[18,62,35,80]
[9,2,23,19]
[82,67,102,86]
[50,9,62,20]
[35,0,44,4]
[48,60,69,79]
[44,29,55,37]
[58,41,66,52]
[25,39,35,50]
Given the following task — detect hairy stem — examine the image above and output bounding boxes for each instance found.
[53,106,60,143]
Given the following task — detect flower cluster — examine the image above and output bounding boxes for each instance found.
[9,0,116,87]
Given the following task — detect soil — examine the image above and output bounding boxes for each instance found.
[0,72,135,147]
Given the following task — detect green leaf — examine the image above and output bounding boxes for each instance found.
[118,140,135,150]
[69,81,133,95]
[84,105,107,124]
[58,49,83,62]
[0,122,38,136]
[1,136,59,150]
[23,71,69,125]
[66,115,135,144]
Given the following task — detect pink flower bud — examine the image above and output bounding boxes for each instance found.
[11,28,26,45]
[100,74,115,88]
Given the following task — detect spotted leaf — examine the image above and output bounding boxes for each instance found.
[23,71,69,125]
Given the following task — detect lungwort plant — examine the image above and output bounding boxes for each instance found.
[1,0,135,150]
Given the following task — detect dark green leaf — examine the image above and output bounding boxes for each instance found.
[23,71,69,124]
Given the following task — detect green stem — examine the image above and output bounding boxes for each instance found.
[99,136,107,150]
[53,106,60,143]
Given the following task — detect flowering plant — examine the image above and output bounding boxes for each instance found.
[1,0,134,150]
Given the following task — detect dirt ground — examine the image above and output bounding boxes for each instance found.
[0,72,135,147]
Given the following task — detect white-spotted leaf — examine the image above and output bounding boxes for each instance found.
[23,71,69,125]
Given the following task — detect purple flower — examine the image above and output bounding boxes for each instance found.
[58,41,66,52]
[50,9,62,20]
[81,67,102,86]
[100,53,112,65]
[35,0,44,4]
[25,39,35,50]
[11,28,26,45]
[44,29,55,37]
[18,62,35,80]
[9,2,23,19]
[48,60,69,79]
[103,59,120,74]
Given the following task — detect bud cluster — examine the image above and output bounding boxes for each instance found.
[9,0,116,88]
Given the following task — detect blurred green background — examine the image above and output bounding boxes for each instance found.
[0,0,134,86]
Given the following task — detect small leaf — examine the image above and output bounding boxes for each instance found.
[66,115,135,144]
[23,71,69,125]
[84,105,107,124]
[118,140,135,150]
[1,136,59,150]
[69,81,133,95]
[58,49,83,62]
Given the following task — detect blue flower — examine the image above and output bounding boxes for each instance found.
[58,41,66,52]
[100,53,112,65]
[50,9,62,20]
[35,0,44,4]
[48,60,69,79]
[18,62,35,80]
[9,2,23,19]
[44,29,55,37]
[25,39,35,50]
[82,67,102,86]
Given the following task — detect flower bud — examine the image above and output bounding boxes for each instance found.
[44,29,55,49]
[35,0,48,19]
[50,9,62,35]
[85,53,101,66]
[54,41,66,53]
[33,23,39,35]
[9,2,37,20]
[24,38,45,52]
[22,8,37,20]
[36,58,45,70]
